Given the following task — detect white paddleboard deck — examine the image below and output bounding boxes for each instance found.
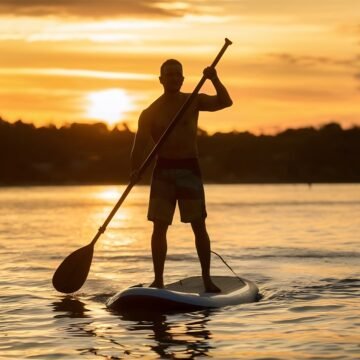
[106,276,259,312]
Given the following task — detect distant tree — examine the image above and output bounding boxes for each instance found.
[0,118,359,185]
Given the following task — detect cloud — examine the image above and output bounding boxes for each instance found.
[268,53,360,69]
[269,52,360,91]
[0,0,181,18]
[0,67,156,81]
[231,0,358,20]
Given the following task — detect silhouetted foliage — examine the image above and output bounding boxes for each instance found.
[0,117,359,185]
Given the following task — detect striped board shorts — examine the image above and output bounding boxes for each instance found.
[148,157,207,225]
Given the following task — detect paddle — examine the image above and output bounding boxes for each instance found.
[52,38,233,293]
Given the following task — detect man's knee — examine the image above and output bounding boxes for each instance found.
[152,220,169,238]
[191,219,208,237]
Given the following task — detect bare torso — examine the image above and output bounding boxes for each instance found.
[131,80,231,168]
[143,92,199,158]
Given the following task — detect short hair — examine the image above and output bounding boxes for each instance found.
[160,59,183,76]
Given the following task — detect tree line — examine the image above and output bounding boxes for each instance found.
[1,117,359,185]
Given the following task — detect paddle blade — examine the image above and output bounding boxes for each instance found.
[52,243,94,293]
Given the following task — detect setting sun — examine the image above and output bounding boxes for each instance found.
[87,89,134,126]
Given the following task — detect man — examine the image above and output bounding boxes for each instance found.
[131,59,232,292]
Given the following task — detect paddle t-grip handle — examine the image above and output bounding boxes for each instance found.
[210,38,232,68]
[90,38,232,246]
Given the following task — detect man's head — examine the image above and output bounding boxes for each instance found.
[159,59,184,93]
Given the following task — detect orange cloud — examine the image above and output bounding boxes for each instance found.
[0,0,231,18]
[0,0,176,18]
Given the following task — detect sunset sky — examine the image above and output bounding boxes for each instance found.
[1,0,359,133]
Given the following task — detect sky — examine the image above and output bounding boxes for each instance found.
[0,0,359,134]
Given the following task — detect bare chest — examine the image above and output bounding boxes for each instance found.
[150,98,198,139]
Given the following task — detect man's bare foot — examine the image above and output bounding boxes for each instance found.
[149,280,164,289]
[203,278,221,293]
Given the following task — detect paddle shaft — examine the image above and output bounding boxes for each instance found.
[90,38,232,246]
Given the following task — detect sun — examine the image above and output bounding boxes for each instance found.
[86,88,134,126]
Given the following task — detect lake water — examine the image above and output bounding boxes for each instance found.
[0,184,359,359]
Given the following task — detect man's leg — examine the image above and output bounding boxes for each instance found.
[191,219,221,293]
[150,220,169,288]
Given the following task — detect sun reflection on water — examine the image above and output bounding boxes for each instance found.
[96,187,123,201]
[90,187,139,251]
[102,234,134,248]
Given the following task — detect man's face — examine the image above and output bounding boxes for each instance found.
[159,64,184,93]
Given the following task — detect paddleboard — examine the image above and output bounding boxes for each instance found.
[106,276,259,312]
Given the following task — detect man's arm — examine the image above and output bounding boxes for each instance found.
[130,111,153,177]
[198,67,233,111]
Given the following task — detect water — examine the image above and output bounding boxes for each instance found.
[0,184,359,359]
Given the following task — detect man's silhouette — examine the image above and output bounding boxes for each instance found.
[131,59,232,292]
